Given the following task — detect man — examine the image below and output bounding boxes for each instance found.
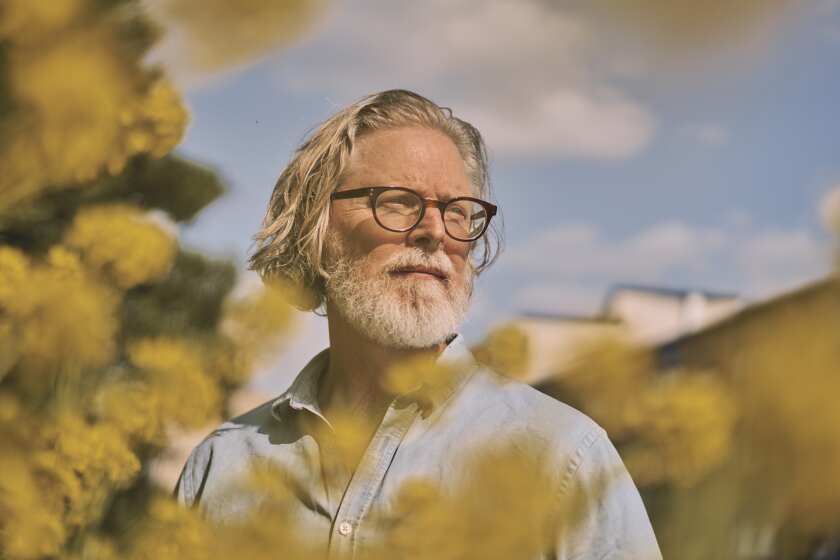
[176,89,662,559]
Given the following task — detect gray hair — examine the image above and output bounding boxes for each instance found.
[248,89,502,310]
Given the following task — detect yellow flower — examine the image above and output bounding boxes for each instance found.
[127,337,221,428]
[124,496,214,560]
[64,204,177,290]
[95,381,166,445]
[215,283,294,385]
[0,451,66,559]
[33,412,140,530]
[121,78,189,161]
[735,308,840,534]
[472,323,530,379]
[624,372,737,488]
[45,245,86,279]
[67,535,120,560]
[0,29,187,210]
[0,246,30,308]
[0,0,87,44]
[561,335,654,438]
[379,444,558,560]
[2,253,118,381]
[2,28,135,199]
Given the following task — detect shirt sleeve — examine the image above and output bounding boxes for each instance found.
[173,437,214,508]
[554,428,662,560]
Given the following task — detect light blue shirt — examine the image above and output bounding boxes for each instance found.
[176,335,662,559]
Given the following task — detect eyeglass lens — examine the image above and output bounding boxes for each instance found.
[374,189,487,240]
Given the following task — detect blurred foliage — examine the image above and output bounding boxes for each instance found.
[533,275,840,558]
[0,0,297,557]
[472,322,530,380]
[145,0,328,76]
[580,0,797,55]
[113,437,591,560]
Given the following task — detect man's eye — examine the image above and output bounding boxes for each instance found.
[379,195,418,210]
[446,205,469,219]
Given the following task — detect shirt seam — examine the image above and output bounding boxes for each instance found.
[557,426,603,497]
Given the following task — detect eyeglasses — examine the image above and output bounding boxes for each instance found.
[330,186,497,242]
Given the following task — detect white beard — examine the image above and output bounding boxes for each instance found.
[323,239,473,349]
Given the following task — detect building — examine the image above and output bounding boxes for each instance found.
[511,284,745,384]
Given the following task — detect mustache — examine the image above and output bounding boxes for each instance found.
[382,249,455,277]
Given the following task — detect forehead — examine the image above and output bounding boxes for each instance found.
[342,126,474,198]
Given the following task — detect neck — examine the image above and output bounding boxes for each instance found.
[320,302,447,423]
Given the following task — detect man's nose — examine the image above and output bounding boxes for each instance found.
[407,204,446,251]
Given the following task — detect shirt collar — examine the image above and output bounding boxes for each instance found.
[270,347,330,424]
[270,334,478,423]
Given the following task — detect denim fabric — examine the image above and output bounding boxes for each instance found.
[175,335,662,560]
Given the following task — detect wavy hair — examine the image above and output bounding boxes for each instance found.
[248,89,502,310]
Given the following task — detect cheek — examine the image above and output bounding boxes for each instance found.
[336,212,398,256]
[445,246,473,286]
[446,240,472,266]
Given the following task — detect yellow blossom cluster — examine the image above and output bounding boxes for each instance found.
[0,397,142,558]
[0,0,88,45]
[0,0,305,557]
[472,323,530,379]
[734,307,840,536]
[0,441,66,559]
[126,337,222,429]
[213,283,295,386]
[123,497,216,560]
[0,244,296,557]
[0,19,187,212]
[147,0,327,74]
[621,372,737,488]
[95,381,167,446]
[112,441,576,560]
[561,335,655,439]
[380,353,458,396]
[0,246,118,384]
[559,337,737,488]
[64,204,178,290]
[374,444,561,560]
[35,413,141,526]
[584,0,793,53]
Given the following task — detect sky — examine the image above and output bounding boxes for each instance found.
[162,0,840,393]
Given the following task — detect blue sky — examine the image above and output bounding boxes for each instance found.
[166,1,840,391]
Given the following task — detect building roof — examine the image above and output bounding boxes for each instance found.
[601,283,740,316]
[517,310,622,324]
[605,283,740,302]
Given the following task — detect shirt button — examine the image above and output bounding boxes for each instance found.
[338,521,353,536]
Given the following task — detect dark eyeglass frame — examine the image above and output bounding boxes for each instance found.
[330,186,497,242]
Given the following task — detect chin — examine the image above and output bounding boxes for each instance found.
[325,256,472,350]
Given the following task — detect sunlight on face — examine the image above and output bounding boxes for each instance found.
[325,126,476,348]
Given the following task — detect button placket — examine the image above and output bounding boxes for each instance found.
[326,402,420,560]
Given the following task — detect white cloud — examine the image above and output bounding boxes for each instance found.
[682,123,730,147]
[505,221,725,280]
[503,218,832,316]
[273,0,655,160]
[467,89,653,159]
[513,282,605,316]
[738,229,831,298]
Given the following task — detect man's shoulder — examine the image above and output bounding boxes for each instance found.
[175,396,293,506]
[192,395,293,453]
[455,366,605,451]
